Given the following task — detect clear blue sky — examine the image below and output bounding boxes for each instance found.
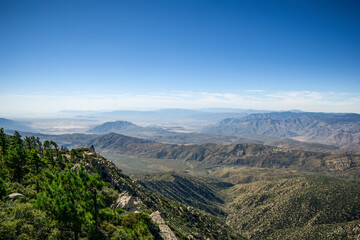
[0,0,359,114]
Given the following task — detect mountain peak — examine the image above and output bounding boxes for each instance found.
[88,120,137,133]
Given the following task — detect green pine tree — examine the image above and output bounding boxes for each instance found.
[36,165,108,240]
[6,146,28,183]
[0,177,7,201]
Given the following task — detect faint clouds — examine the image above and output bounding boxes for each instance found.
[0,90,359,116]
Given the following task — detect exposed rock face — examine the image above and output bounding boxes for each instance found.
[71,150,135,193]
[64,149,243,239]
[150,211,178,240]
[112,191,143,213]
[71,163,81,172]
[6,193,27,202]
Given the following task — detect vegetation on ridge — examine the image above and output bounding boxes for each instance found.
[88,133,360,181]
[0,129,161,239]
[0,129,243,239]
[135,167,360,239]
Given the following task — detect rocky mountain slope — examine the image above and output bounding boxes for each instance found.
[4,130,360,239]
[87,133,360,180]
[134,169,360,240]
[134,172,228,216]
[217,168,360,239]
[0,131,242,239]
[203,112,360,149]
[72,149,241,239]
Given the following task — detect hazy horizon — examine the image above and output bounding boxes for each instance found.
[1,90,360,118]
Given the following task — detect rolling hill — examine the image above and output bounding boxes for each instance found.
[86,133,360,180]
[0,132,243,239]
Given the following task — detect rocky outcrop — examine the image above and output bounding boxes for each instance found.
[70,150,135,193]
[150,211,178,240]
[6,193,27,202]
[111,191,143,213]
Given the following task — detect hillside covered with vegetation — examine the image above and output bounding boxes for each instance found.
[134,168,360,239]
[0,129,242,240]
[3,127,360,239]
[87,133,360,181]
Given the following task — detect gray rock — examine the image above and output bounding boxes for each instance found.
[150,211,178,240]
[6,193,27,202]
[112,191,142,213]
[71,163,81,172]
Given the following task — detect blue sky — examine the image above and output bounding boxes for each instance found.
[0,0,359,115]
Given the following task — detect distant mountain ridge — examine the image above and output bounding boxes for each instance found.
[87,120,341,152]
[88,120,140,134]
[88,120,259,145]
[0,118,33,132]
[204,112,360,149]
[61,108,261,123]
[87,133,360,180]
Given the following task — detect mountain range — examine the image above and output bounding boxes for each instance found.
[86,120,341,152]
[0,134,243,239]
[60,108,267,123]
[86,132,360,181]
[204,112,360,149]
[87,120,259,145]
[3,109,360,150]
[3,126,360,239]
